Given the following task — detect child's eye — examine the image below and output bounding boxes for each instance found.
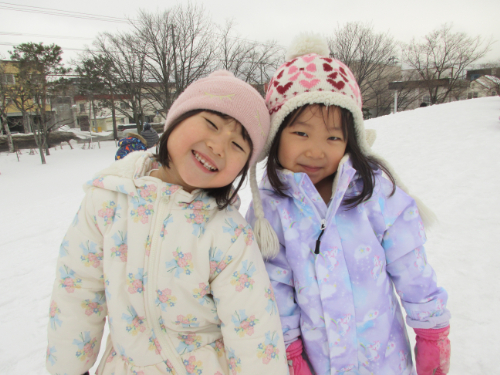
[206,119,218,130]
[233,142,245,152]
[328,136,342,141]
[294,132,308,137]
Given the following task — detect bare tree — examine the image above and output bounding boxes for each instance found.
[92,32,148,132]
[401,23,493,104]
[328,21,398,115]
[216,21,284,89]
[131,4,217,116]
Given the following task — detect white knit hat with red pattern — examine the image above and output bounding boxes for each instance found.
[250,34,435,259]
[260,33,368,161]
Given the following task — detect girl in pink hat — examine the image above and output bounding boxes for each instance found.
[46,71,288,375]
[247,35,450,375]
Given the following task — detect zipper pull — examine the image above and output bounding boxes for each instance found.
[315,219,326,254]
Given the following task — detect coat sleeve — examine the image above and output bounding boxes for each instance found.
[210,216,289,374]
[246,198,301,346]
[380,185,450,329]
[46,187,108,375]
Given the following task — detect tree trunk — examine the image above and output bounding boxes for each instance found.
[22,112,31,133]
[33,117,46,164]
[111,90,118,140]
[88,97,93,146]
[1,115,14,152]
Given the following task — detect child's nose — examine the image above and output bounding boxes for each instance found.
[305,148,325,159]
[207,138,225,158]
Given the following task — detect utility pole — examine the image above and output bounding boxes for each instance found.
[393,90,398,114]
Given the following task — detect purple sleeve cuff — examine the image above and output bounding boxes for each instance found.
[406,309,451,329]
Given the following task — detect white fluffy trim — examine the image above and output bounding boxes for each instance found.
[286,33,330,60]
[95,151,152,179]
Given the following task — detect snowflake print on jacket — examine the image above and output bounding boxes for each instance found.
[256,331,281,364]
[165,248,193,277]
[230,260,256,291]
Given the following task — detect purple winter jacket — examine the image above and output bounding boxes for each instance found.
[246,156,450,375]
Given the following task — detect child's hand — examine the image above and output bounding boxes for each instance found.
[286,338,312,375]
[414,326,450,375]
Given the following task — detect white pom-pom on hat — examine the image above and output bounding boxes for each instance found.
[286,33,330,61]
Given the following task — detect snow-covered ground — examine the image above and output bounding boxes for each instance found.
[1,97,499,374]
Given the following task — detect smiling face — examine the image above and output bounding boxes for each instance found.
[162,111,252,192]
[278,105,347,199]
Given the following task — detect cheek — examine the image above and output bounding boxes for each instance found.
[278,139,295,168]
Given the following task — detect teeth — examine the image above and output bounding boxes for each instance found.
[193,151,217,171]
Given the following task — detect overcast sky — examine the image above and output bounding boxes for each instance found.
[1,0,499,68]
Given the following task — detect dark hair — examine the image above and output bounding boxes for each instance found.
[266,104,395,208]
[155,109,253,210]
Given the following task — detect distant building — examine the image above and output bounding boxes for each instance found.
[467,75,500,98]
[0,60,53,133]
[466,67,500,81]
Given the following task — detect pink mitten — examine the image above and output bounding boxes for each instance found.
[414,326,450,375]
[286,339,312,375]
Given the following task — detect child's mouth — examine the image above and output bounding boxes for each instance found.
[192,151,218,172]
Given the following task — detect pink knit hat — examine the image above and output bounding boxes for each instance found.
[164,70,270,166]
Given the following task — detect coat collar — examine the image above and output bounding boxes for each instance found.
[261,154,359,217]
[84,151,229,210]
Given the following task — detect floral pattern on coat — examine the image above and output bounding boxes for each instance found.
[46,151,288,375]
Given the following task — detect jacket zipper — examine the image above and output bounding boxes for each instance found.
[314,219,327,254]
[144,194,185,373]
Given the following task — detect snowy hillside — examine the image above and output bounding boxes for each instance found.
[0,97,499,374]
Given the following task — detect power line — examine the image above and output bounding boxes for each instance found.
[0,31,93,41]
[0,42,87,52]
[0,2,133,24]
[0,2,283,49]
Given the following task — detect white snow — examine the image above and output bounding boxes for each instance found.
[1,97,499,374]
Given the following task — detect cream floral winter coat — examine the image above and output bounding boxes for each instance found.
[46,151,287,375]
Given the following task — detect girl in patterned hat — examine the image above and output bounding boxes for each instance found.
[246,34,450,375]
[46,71,288,375]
